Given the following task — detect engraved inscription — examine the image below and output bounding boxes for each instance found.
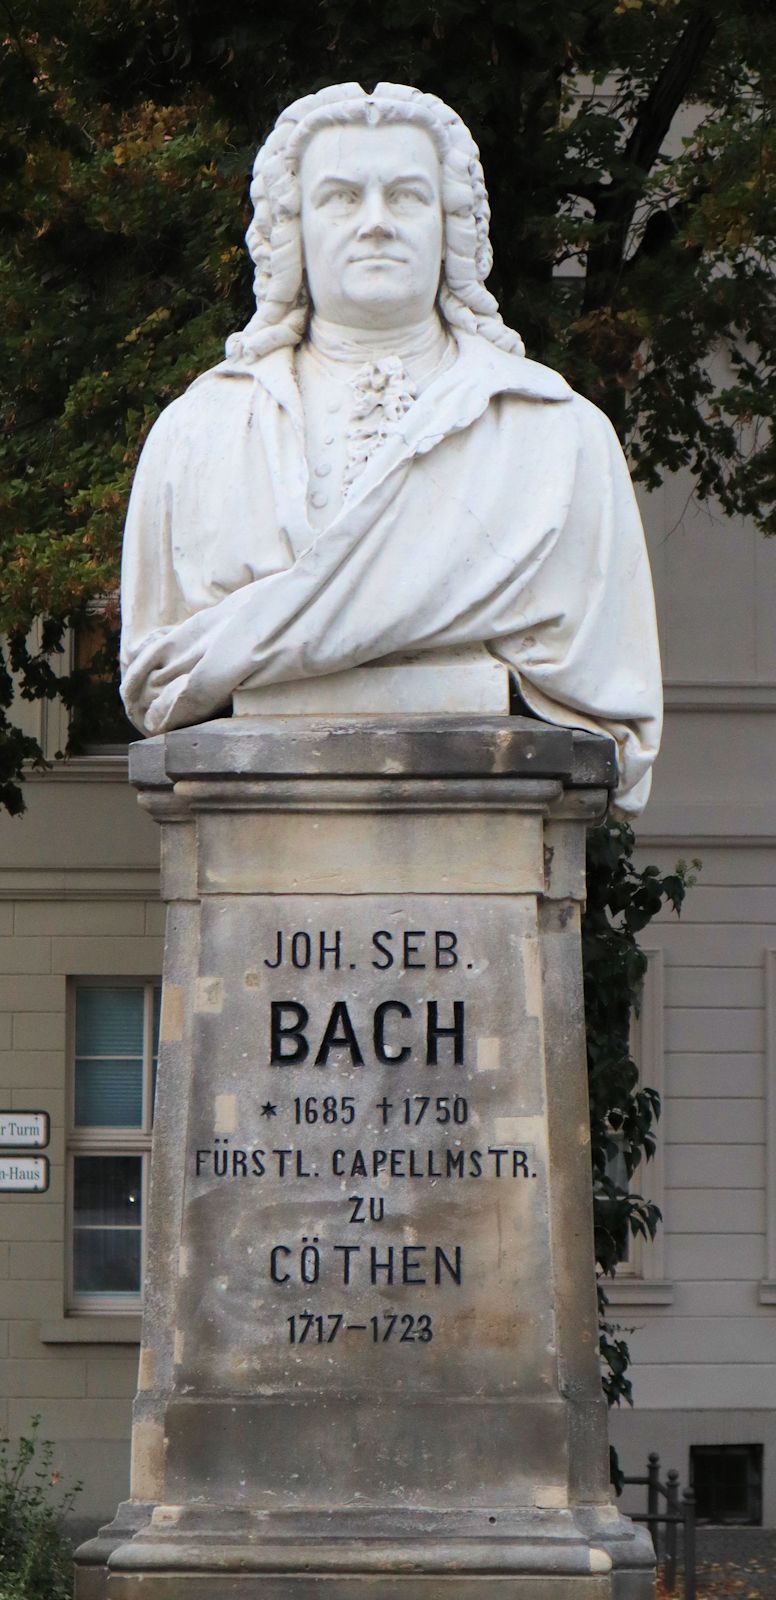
[180,895,554,1398]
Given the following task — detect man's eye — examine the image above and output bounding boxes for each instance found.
[390,187,426,206]
[323,188,358,208]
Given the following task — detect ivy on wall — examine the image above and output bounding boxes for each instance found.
[584,817,697,1482]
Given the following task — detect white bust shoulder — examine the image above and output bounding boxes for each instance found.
[119,82,662,815]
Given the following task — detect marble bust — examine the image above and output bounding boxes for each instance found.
[119,81,662,813]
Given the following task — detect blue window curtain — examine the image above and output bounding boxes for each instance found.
[75,987,144,1128]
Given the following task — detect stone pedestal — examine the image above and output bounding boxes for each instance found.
[74,715,654,1599]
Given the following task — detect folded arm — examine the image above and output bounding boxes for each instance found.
[120,391,661,813]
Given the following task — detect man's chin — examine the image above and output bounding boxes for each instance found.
[340,284,420,320]
[343,265,411,293]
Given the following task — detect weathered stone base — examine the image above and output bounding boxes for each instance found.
[73,1502,153,1599]
[76,1506,655,1600]
[74,718,652,1600]
[104,1579,648,1599]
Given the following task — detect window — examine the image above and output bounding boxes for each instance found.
[71,608,135,752]
[690,1445,763,1525]
[599,1134,634,1268]
[68,981,160,1311]
[602,949,671,1303]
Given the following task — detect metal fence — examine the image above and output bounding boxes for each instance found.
[623,1451,697,1599]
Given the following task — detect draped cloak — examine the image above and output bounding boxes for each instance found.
[119,330,662,814]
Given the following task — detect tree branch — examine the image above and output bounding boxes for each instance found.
[625,193,702,271]
[624,9,717,177]
[583,7,717,316]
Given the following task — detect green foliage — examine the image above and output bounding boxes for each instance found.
[583,816,697,1484]
[0,1415,81,1600]
[1,0,775,806]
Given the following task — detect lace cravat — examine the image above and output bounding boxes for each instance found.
[342,357,417,494]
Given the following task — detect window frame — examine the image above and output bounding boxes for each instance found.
[604,947,673,1304]
[70,604,134,755]
[66,977,159,1314]
[690,1442,764,1526]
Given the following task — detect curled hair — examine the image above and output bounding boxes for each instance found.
[225,81,524,362]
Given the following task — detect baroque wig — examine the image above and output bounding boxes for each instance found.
[226,81,524,362]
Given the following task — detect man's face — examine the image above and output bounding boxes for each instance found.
[299,122,444,330]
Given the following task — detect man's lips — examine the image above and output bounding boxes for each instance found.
[349,254,408,265]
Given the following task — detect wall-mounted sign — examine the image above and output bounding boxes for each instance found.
[0,1111,49,1149]
[0,1155,49,1193]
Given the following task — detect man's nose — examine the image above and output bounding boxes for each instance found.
[356,189,396,238]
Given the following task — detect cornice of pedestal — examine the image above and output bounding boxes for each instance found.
[128,715,617,799]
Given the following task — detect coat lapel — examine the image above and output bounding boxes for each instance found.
[206,331,574,562]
